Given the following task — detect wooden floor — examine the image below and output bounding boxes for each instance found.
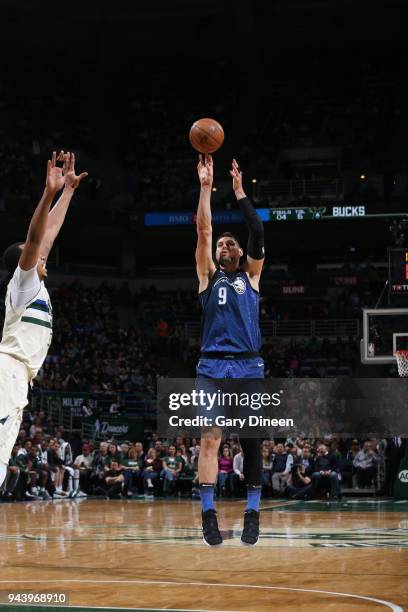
[0,498,407,612]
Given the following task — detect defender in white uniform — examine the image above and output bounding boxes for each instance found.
[0,151,87,486]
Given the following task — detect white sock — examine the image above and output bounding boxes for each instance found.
[0,463,7,488]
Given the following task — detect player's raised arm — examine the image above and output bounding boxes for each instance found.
[195,154,216,291]
[230,159,265,286]
[19,151,66,271]
[40,152,88,260]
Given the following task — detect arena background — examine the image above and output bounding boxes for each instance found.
[0,1,407,611]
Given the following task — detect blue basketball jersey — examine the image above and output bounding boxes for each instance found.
[199,269,261,353]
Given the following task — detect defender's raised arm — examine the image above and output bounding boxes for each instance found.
[195,154,216,292]
[41,152,88,260]
[19,151,66,271]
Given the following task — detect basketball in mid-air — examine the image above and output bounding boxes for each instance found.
[189,118,224,154]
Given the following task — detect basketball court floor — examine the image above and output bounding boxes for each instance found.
[0,498,407,612]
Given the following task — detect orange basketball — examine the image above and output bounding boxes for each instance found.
[189,118,224,154]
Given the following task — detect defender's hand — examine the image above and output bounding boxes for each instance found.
[197,154,213,188]
[46,150,66,194]
[64,152,88,191]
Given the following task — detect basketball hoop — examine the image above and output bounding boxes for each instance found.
[395,350,408,377]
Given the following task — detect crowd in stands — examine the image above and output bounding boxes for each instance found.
[32,282,160,394]
[1,48,405,219]
[0,274,370,393]
[3,403,403,503]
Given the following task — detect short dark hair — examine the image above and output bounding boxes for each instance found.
[2,242,23,273]
[215,232,241,248]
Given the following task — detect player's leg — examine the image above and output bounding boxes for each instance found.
[233,369,264,546]
[240,437,263,546]
[0,359,29,487]
[199,427,223,546]
[195,371,225,546]
[0,408,26,488]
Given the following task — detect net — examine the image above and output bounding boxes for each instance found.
[395,350,408,377]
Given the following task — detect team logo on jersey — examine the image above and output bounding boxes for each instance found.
[233,278,246,294]
[214,275,247,294]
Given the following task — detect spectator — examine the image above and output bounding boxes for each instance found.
[353,440,378,488]
[232,446,245,497]
[90,441,111,491]
[177,452,197,497]
[272,443,290,496]
[142,448,162,495]
[47,440,67,497]
[161,444,182,495]
[154,439,166,458]
[73,444,93,496]
[261,446,273,497]
[1,445,21,500]
[104,461,125,498]
[343,439,360,488]
[311,444,340,500]
[286,460,312,500]
[217,447,234,497]
[121,446,143,496]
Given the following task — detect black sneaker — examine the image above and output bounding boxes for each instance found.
[240,509,260,546]
[202,509,223,547]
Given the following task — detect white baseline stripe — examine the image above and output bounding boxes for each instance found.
[0,579,402,611]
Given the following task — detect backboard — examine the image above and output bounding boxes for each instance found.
[361,308,408,364]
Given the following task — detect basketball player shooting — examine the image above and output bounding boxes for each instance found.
[195,155,265,546]
[0,151,87,488]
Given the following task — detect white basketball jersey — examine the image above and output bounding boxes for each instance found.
[0,281,53,380]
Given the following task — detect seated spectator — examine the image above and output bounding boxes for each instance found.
[133,441,145,460]
[300,445,315,473]
[104,461,125,498]
[286,461,312,500]
[232,446,246,497]
[47,440,66,497]
[108,443,121,465]
[177,452,197,497]
[121,445,144,495]
[1,445,21,501]
[59,441,77,495]
[353,440,378,488]
[154,439,166,458]
[90,441,111,492]
[27,445,52,500]
[217,447,234,497]
[343,439,360,488]
[109,396,124,415]
[161,444,183,495]
[272,443,290,496]
[261,446,273,497]
[73,444,94,496]
[311,444,340,500]
[142,448,163,495]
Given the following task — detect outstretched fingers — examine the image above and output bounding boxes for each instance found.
[77,172,88,184]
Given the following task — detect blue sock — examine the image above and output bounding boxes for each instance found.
[246,487,261,512]
[200,484,215,512]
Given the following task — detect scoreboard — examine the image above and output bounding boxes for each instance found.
[389,248,408,294]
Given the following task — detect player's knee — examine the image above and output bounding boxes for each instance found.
[200,438,220,456]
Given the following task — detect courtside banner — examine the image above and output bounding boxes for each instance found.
[157,378,408,438]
